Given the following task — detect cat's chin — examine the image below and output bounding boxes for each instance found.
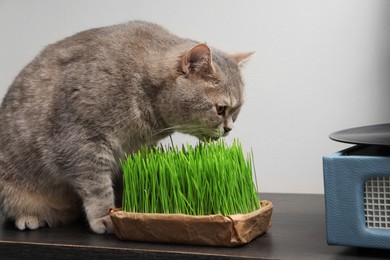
[197,135,221,143]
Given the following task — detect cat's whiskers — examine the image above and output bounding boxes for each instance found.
[152,125,186,136]
[182,125,212,136]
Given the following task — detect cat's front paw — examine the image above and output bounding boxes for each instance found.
[15,215,46,230]
[89,215,113,234]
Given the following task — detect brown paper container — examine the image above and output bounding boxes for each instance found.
[110,200,273,247]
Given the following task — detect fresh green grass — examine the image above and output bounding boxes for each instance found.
[121,139,260,216]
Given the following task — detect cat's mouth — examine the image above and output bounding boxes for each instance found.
[173,125,225,142]
[200,135,221,142]
[196,135,220,143]
[195,129,224,142]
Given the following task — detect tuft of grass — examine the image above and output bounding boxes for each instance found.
[121,139,260,216]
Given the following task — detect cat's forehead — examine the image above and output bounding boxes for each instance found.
[210,49,245,107]
[213,52,243,85]
[216,68,243,107]
[213,84,242,109]
[228,95,240,108]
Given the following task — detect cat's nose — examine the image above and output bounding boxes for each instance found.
[223,126,232,134]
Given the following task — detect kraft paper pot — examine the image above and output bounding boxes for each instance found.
[110,200,273,247]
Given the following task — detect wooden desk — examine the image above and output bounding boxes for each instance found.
[1,193,389,259]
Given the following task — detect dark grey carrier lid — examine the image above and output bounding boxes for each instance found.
[330,123,390,146]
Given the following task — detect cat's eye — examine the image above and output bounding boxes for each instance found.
[216,105,226,116]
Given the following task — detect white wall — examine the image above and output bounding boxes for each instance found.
[1,0,389,194]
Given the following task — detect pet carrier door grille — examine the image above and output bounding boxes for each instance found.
[364,177,390,229]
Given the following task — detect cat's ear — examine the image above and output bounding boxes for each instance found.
[182,43,215,76]
[230,52,255,66]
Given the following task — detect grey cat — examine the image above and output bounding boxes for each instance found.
[0,21,253,234]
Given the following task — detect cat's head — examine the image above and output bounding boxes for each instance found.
[159,43,254,141]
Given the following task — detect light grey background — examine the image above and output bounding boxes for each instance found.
[1,0,389,194]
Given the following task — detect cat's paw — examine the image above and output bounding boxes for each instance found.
[89,215,113,234]
[15,215,46,231]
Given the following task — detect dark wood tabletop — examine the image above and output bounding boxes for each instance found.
[1,193,389,260]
